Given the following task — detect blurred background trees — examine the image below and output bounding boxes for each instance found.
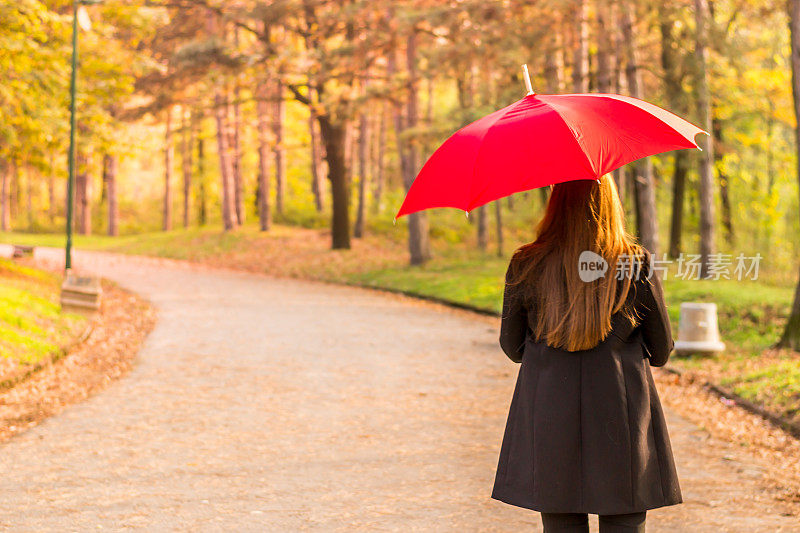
[1,0,798,281]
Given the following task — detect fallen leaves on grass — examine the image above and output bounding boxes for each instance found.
[0,281,156,442]
[165,226,409,281]
[671,348,800,427]
[654,368,800,511]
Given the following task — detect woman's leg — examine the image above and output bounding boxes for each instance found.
[598,511,646,533]
[540,512,589,533]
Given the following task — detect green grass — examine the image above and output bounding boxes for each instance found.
[662,278,793,352]
[0,226,312,262]
[350,255,794,342]
[348,255,510,312]
[0,228,244,259]
[0,258,86,368]
[721,361,800,414]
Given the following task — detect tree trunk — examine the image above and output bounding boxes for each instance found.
[9,161,18,221]
[372,102,386,214]
[197,134,207,226]
[318,114,351,249]
[75,152,91,235]
[544,27,565,93]
[712,119,733,242]
[620,1,659,255]
[596,0,614,93]
[181,110,193,228]
[612,3,627,202]
[695,0,716,275]
[779,0,800,350]
[780,265,800,350]
[48,153,56,223]
[256,79,272,232]
[353,103,369,238]
[614,167,626,205]
[229,27,245,226]
[425,75,434,124]
[613,2,628,95]
[495,201,504,257]
[719,170,732,242]
[458,62,489,247]
[309,102,325,212]
[456,70,473,109]
[25,164,36,231]
[402,29,431,265]
[214,92,236,231]
[668,151,688,258]
[230,85,244,225]
[660,3,688,258]
[74,158,82,234]
[0,161,9,232]
[424,74,438,157]
[477,205,488,250]
[344,120,355,191]
[24,166,33,230]
[103,154,118,236]
[632,168,643,237]
[273,79,286,216]
[767,102,776,193]
[572,0,589,93]
[163,108,174,231]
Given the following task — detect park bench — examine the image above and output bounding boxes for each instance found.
[12,245,34,258]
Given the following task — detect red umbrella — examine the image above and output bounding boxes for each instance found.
[395,66,707,219]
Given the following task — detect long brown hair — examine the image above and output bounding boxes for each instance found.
[509,175,644,351]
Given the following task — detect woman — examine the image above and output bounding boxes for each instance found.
[491,175,681,533]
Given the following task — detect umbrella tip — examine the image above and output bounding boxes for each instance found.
[521,64,534,96]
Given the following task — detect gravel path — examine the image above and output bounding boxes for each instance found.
[0,249,797,531]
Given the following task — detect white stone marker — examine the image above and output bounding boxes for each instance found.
[673,302,725,356]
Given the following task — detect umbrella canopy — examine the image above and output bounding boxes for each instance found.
[395,92,707,219]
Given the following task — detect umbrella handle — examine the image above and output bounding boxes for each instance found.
[522,64,534,96]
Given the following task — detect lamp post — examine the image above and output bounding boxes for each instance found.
[65,1,79,271]
[65,0,99,271]
[61,0,103,315]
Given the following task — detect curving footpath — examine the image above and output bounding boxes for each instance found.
[0,248,796,531]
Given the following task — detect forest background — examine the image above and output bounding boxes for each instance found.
[3,0,800,421]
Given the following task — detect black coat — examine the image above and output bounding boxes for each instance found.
[491,252,682,515]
